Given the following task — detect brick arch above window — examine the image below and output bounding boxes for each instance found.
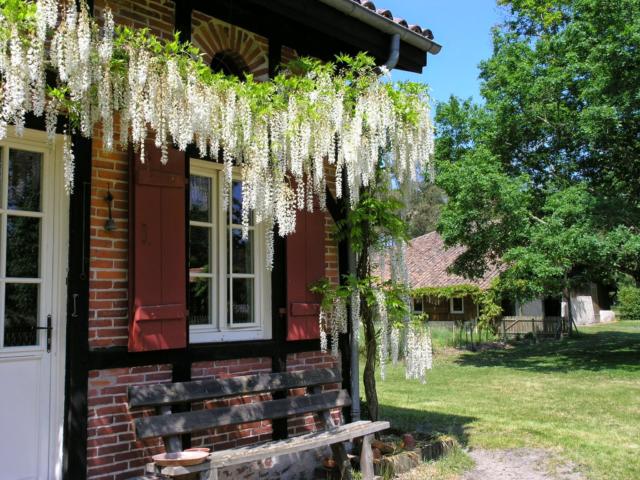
[210,50,250,77]
[191,13,269,81]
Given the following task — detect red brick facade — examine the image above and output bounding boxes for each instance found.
[85,2,342,478]
[86,353,340,479]
[87,365,171,479]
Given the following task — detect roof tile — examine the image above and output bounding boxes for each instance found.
[402,232,503,290]
[349,0,435,40]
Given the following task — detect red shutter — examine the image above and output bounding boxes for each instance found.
[128,142,187,352]
[286,209,326,341]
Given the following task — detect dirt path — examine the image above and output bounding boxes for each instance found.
[462,449,584,480]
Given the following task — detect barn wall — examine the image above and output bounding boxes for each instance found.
[420,294,479,322]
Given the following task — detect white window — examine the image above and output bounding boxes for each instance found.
[413,297,424,313]
[450,297,464,314]
[188,159,271,343]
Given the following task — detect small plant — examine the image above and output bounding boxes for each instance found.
[616,284,640,320]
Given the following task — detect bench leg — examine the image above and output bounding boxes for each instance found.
[360,434,374,480]
[330,442,352,480]
[204,467,218,480]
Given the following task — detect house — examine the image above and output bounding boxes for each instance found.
[0,1,440,480]
[406,232,615,326]
[405,232,503,323]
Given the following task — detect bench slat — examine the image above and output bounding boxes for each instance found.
[154,420,390,475]
[135,390,352,439]
[129,368,341,408]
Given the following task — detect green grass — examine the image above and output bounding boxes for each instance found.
[369,321,640,480]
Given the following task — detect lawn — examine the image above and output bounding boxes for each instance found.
[371,321,640,480]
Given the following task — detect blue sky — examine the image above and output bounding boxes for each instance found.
[382,0,502,106]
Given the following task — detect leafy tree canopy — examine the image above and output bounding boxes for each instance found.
[433,0,640,300]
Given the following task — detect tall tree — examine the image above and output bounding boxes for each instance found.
[434,0,640,300]
[405,183,446,238]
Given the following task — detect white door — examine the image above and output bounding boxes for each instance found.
[0,131,66,480]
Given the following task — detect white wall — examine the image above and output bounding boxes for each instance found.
[600,310,616,323]
[562,295,597,325]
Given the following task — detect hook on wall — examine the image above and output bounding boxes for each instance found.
[104,187,116,232]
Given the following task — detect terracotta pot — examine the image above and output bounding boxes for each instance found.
[323,457,337,469]
[402,433,416,450]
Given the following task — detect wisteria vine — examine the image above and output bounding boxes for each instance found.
[0,0,434,269]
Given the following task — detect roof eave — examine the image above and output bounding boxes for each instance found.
[317,0,442,55]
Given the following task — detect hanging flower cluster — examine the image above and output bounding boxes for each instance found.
[390,326,400,365]
[374,288,389,380]
[405,323,433,384]
[0,0,434,268]
[318,296,348,357]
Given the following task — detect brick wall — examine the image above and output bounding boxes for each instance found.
[87,365,172,480]
[190,358,274,450]
[94,0,175,40]
[287,352,342,437]
[89,124,130,350]
[84,2,344,478]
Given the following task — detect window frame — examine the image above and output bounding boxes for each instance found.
[413,296,424,313]
[0,135,55,353]
[188,159,271,343]
[450,297,464,314]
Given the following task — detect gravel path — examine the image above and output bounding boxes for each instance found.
[462,449,584,480]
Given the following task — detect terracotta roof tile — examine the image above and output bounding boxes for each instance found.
[349,0,435,40]
[402,232,503,290]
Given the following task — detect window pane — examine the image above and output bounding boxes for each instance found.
[229,278,254,324]
[229,229,253,274]
[8,149,42,211]
[6,216,40,278]
[189,277,211,325]
[452,298,463,312]
[190,175,211,222]
[4,283,39,347]
[231,181,243,225]
[414,297,423,312]
[189,226,210,272]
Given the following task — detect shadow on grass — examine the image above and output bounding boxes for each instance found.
[378,404,476,446]
[455,330,640,373]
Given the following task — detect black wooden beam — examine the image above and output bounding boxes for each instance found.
[174,0,193,41]
[270,232,289,440]
[268,36,282,78]
[267,35,290,441]
[62,134,92,480]
[174,0,195,449]
[63,10,94,480]
[87,339,320,370]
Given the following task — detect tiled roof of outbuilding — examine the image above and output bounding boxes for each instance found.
[350,0,435,40]
[404,232,503,290]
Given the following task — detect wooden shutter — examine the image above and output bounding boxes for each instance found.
[128,142,188,352]
[286,209,326,341]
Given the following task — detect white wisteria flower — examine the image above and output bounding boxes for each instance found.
[0,0,434,270]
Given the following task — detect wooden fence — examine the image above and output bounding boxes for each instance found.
[499,316,566,339]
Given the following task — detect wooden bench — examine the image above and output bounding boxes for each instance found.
[128,367,389,479]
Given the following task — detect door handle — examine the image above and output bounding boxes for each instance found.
[33,315,52,353]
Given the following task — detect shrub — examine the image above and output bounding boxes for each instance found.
[616,285,640,320]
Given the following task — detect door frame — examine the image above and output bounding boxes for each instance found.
[49,131,70,480]
[0,128,69,479]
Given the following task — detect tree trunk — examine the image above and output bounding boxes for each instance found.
[356,209,379,421]
[362,298,378,421]
[563,273,575,336]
